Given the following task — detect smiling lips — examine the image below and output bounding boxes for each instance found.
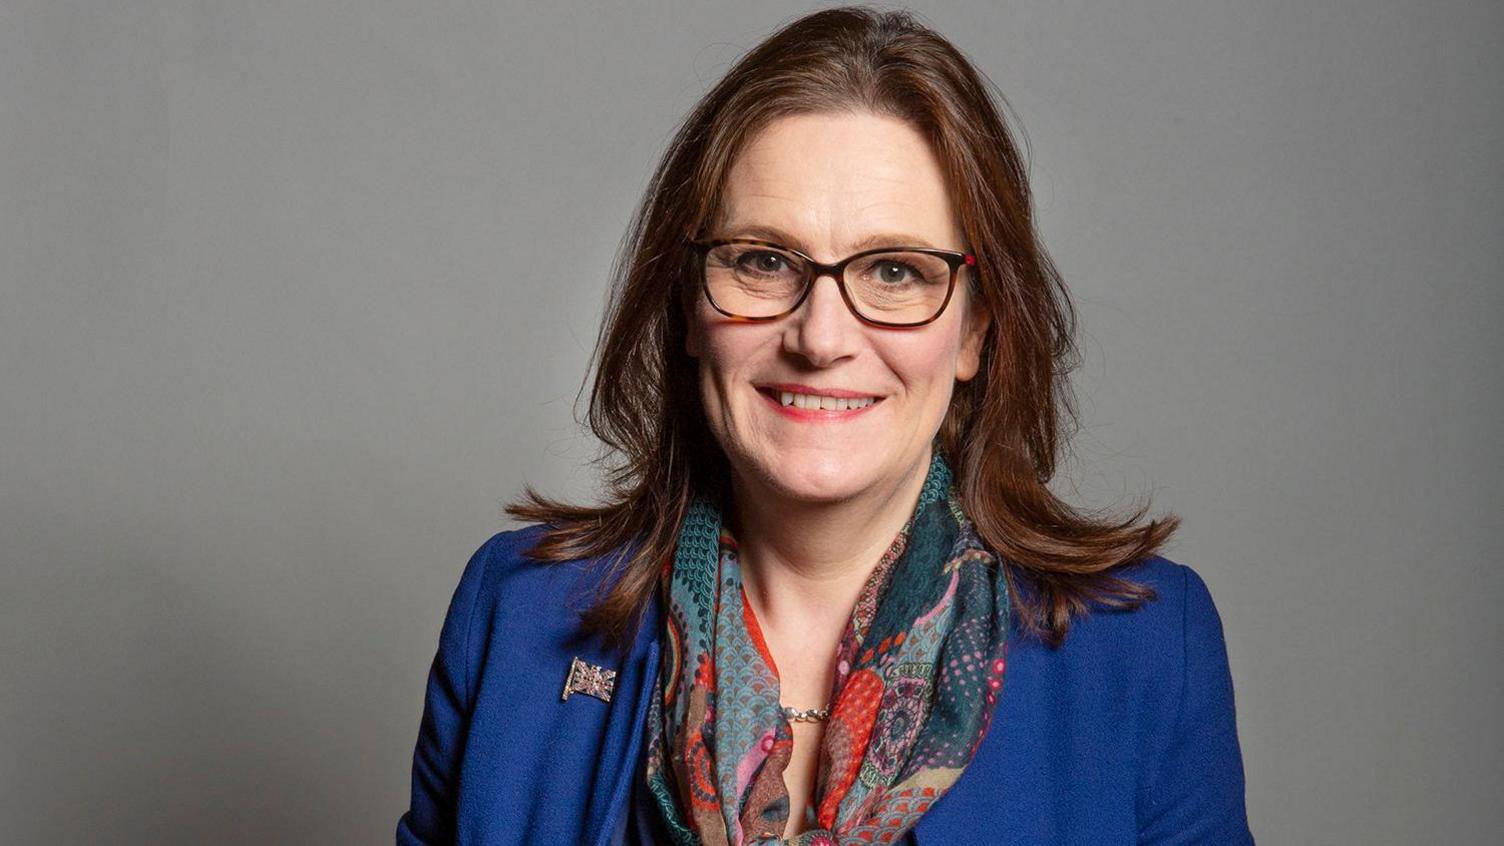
[755,383,884,419]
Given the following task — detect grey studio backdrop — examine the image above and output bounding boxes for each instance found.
[1,1,1499,843]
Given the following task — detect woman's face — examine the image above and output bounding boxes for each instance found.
[686,110,989,506]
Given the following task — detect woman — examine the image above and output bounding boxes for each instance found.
[398,7,1252,845]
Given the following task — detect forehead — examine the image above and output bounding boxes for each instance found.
[716,110,963,253]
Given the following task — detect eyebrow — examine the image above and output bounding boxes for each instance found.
[718,224,947,253]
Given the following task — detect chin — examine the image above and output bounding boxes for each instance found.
[746,451,882,504]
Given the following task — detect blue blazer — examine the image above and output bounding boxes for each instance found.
[397,524,1254,845]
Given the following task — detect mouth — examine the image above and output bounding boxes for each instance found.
[754,384,886,417]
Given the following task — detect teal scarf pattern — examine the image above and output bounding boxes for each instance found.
[642,452,1012,845]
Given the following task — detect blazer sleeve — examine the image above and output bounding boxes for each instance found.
[1137,565,1256,844]
[396,538,492,845]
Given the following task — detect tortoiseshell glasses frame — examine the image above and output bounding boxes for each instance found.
[686,237,978,328]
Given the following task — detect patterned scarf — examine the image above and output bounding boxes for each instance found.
[642,452,1011,845]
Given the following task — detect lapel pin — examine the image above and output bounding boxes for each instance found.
[561,656,616,703]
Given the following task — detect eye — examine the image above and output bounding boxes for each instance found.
[873,259,921,284]
[736,250,794,275]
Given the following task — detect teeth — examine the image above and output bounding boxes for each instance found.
[777,391,877,410]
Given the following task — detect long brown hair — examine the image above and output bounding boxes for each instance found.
[506,6,1178,652]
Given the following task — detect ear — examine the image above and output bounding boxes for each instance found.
[954,302,990,382]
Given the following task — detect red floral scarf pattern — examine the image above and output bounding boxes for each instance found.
[642,453,1011,845]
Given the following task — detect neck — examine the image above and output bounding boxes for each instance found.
[727,445,935,635]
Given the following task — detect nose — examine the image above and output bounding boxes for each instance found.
[782,270,863,366]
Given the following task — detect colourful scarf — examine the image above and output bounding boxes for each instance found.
[642,452,1011,845]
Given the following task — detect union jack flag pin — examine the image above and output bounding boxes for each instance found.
[561,656,616,703]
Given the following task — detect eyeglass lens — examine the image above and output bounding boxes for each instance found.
[702,242,953,324]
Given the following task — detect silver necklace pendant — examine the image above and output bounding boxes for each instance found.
[781,704,831,723]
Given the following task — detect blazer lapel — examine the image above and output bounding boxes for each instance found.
[581,587,663,846]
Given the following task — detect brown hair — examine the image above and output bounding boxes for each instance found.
[506,6,1178,652]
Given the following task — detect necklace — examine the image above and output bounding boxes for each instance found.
[780,704,831,723]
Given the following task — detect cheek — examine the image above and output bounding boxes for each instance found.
[888,333,965,398]
[695,331,741,393]
[692,322,767,418]
[694,307,778,381]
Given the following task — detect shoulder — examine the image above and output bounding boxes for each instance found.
[1123,555,1234,692]
[1003,553,1236,740]
[1018,553,1229,656]
[451,522,620,633]
[1077,556,1249,836]
[455,522,579,601]
[436,523,627,684]
[961,557,1249,839]
[1093,553,1228,650]
[1108,553,1238,717]
[405,526,656,843]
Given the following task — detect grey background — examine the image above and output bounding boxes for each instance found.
[1,1,1499,843]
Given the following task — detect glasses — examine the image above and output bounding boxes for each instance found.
[687,238,976,328]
